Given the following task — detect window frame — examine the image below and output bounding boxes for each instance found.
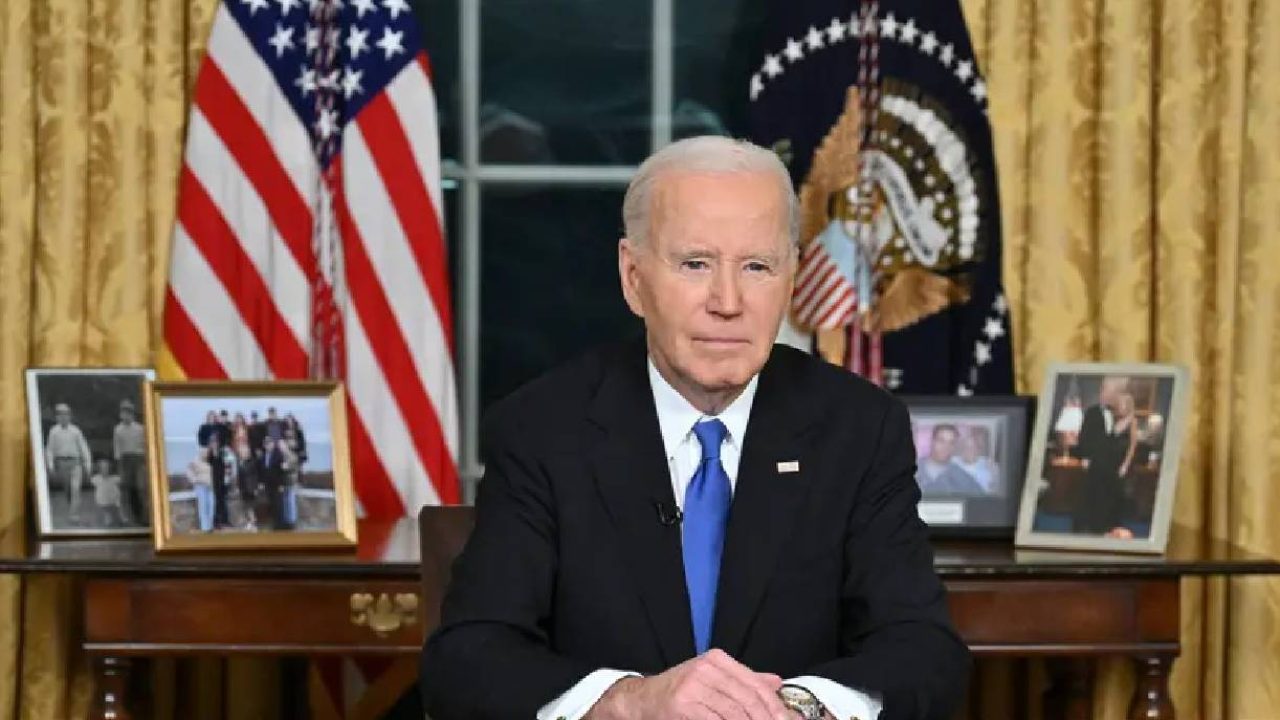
[449,0,675,500]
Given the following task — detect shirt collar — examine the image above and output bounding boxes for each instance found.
[647,358,759,459]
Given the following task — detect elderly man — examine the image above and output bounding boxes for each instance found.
[1073,376,1131,534]
[421,137,968,720]
[45,403,92,525]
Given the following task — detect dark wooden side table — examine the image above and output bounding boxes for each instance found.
[0,520,429,719]
[935,542,1226,720]
[0,513,1276,720]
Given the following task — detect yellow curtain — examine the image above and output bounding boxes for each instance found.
[960,0,1280,717]
[1,0,1277,717]
[0,0,227,716]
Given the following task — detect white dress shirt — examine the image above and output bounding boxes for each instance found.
[113,420,146,458]
[46,424,91,468]
[536,360,882,720]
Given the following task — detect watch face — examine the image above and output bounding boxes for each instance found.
[778,685,822,718]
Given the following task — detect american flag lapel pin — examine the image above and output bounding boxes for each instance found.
[776,460,800,474]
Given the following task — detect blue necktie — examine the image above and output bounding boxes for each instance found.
[683,419,731,654]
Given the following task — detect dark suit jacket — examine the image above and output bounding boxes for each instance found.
[1074,404,1125,533]
[248,422,267,453]
[197,423,219,449]
[1076,404,1108,465]
[421,340,969,720]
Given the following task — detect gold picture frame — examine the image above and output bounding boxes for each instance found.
[145,380,358,553]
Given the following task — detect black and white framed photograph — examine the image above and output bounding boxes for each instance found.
[1015,363,1190,553]
[901,395,1034,537]
[24,368,156,538]
[145,381,357,552]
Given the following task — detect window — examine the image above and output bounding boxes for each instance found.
[413,0,768,498]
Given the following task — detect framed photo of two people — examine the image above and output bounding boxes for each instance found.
[902,395,1034,538]
[1015,363,1190,554]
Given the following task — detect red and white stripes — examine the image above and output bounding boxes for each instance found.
[792,240,858,330]
[164,6,459,515]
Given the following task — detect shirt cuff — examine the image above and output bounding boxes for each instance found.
[786,675,882,720]
[536,668,640,720]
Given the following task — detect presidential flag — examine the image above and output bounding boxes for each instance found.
[750,0,1013,395]
[162,0,459,517]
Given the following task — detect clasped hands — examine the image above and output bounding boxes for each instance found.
[585,649,823,720]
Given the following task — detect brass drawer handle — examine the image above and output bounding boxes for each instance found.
[350,592,419,636]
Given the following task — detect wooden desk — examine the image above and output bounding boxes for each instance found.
[1,513,1276,720]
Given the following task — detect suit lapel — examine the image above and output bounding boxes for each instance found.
[589,343,696,665]
[712,349,817,656]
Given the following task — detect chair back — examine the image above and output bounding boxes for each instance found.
[417,506,476,632]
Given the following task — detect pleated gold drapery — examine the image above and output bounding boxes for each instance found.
[960,0,1280,717]
[0,0,1277,717]
[0,0,280,717]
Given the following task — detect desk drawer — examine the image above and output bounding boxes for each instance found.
[84,579,426,654]
[946,578,1179,654]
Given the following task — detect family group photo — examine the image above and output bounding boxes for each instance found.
[156,396,339,536]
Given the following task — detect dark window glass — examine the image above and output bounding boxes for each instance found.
[414,0,460,161]
[480,187,641,408]
[672,0,768,140]
[479,1,652,164]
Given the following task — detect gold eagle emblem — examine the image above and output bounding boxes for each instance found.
[795,84,972,366]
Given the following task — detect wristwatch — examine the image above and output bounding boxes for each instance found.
[778,684,824,719]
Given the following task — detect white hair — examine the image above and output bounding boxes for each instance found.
[622,135,799,248]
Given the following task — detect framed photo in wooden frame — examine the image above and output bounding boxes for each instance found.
[145,380,357,553]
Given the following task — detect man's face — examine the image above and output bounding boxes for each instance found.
[1099,377,1127,406]
[120,409,133,423]
[619,170,793,400]
[56,410,69,427]
[930,429,957,463]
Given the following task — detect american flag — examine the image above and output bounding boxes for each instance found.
[163,0,460,514]
[792,224,862,330]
